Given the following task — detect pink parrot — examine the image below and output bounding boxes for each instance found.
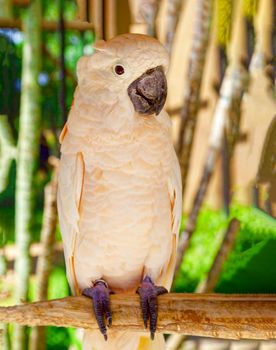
[57,33,182,350]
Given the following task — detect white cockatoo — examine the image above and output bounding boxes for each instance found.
[57,33,182,350]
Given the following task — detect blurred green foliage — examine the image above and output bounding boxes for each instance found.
[174,205,276,293]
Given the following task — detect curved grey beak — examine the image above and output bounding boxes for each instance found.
[127,66,167,116]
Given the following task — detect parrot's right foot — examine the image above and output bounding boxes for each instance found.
[82,279,112,341]
[136,276,168,340]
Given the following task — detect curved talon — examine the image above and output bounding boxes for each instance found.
[82,280,112,340]
[136,276,168,340]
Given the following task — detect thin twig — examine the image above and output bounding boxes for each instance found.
[13,1,42,347]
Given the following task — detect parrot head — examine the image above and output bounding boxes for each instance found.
[76,33,169,118]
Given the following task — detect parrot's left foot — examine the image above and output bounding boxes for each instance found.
[136,276,168,340]
[82,279,112,341]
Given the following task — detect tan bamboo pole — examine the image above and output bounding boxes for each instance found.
[251,0,275,92]
[0,18,94,31]
[139,0,160,38]
[13,1,42,348]
[89,0,103,39]
[76,0,88,21]
[272,2,276,87]
[175,64,246,273]
[250,0,274,72]
[0,5,13,349]
[174,0,248,274]
[255,115,276,216]
[176,0,213,200]
[104,0,116,39]
[164,0,183,55]
[1,294,276,339]
[29,158,59,350]
[0,0,12,16]
[0,115,17,193]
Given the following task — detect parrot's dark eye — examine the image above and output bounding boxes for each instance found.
[114,65,125,75]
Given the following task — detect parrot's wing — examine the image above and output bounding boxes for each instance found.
[161,150,182,290]
[57,126,84,295]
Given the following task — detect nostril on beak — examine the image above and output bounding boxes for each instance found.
[127,66,167,116]
[136,74,160,101]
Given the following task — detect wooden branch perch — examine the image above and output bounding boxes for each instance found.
[1,294,276,340]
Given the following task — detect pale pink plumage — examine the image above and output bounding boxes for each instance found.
[57,33,182,350]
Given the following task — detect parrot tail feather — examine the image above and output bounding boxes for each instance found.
[82,330,165,350]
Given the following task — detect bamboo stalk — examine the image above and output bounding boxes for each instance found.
[250,0,273,74]
[104,0,116,39]
[2,294,276,340]
[89,0,103,39]
[272,1,276,86]
[221,130,231,215]
[0,0,12,17]
[0,115,17,193]
[0,18,94,31]
[139,0,160,38]
[0,324,10,350]
[164,0,183,55]
[76,0,88,21]
[176,0,213,200]
[0,6,13,350]
[255,115,276,215]
[58,6,67,125]
[13,1,42,348]
[175,63,247,274]
[174,0,248,274]
[29,159,59,350]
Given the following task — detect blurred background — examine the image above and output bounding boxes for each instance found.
[0,0,275,349]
